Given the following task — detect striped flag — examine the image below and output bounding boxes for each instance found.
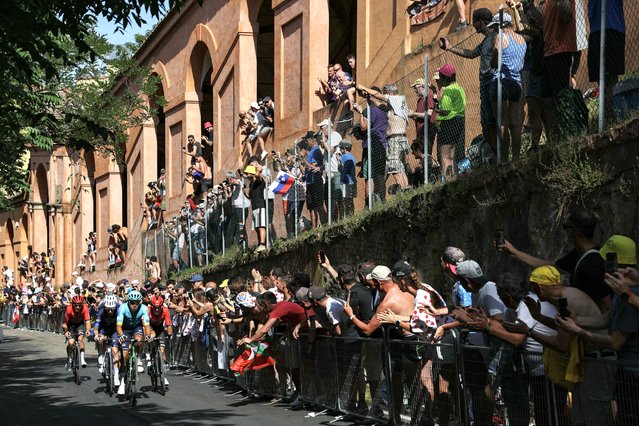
[268,171,296,195]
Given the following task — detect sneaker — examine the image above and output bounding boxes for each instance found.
[117,382,125,395]
[260,150,268,161]
[98,355,104,366]
[164,377,169,386]
[137,359,144,373]
[99,365,104,374]
[65,361,72,372]
[255,244,266,253]
[454,21,469,32]
[114,375,120,386]
[80,354,87,368]
[76,263,85,268]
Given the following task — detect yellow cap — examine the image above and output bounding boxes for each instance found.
[600,235,637,266]
[244,165,256,175]
[529,265,561,286]
[219,279,229,288]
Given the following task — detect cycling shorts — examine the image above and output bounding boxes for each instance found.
[120,326,144,351]
[151,325,168,347]
[99,328,120,348]
[68,323,86,339]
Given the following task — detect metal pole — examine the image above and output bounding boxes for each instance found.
[496,5,504,165]
[161,225,168,278]
[264,157,270,248]
[598,0,607,132]
[204,198,209,264]
[241,201,246,250]
[423,53,429,185]
[187,214,193,268]
[366,103,373,209]
[221,198,226,255]
[153,227,158,258]
[327,120,332,225]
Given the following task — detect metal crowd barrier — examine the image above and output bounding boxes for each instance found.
[5,306,639,425]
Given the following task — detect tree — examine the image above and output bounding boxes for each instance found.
[0,0,190,210]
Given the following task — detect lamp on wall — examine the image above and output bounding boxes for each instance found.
[15,221,19,229]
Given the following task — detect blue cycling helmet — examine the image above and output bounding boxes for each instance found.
[128,290,142,302]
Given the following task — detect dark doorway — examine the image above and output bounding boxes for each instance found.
[329,0,357,71]
[256,0,274,99]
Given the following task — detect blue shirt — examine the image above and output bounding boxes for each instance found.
[305,145,324,185]
[610,289,639,372]
[453,282,473,308]
[363,105,388,150]
[94,303,119,330]
[494,32,527,84]
[117,303,150,330]
[588,0,625,34]
[340,152,356,184]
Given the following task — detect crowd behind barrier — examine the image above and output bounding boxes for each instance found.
[130,0,639,282]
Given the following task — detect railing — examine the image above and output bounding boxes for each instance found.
[4,303,637,425]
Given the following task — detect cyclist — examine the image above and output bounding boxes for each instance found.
[147,294,173,387]
[116,290,151,395]
[94,294,120,383]
[62,295,91,370]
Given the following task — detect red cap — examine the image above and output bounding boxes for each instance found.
[437,63,456,78]
[204,121,213,129]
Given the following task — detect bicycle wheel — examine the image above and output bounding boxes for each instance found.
[105,349,114,397]
[73,344,81,385]
[157,347,166,395]
[149,346,158,392]
[128,348,138,406]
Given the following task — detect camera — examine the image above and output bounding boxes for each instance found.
[147,181,157,189]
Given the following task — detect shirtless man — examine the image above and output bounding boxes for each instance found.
[145,256,161,285]
[195,155,213,195]
[343,265,414,425]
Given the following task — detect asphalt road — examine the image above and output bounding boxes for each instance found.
[0,327,352,426]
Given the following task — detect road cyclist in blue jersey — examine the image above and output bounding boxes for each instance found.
[115,290,151,395]
[94,294,121,383]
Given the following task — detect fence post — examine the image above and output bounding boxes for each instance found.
[366,103,373,209]
[187,214,194,268]
[294,140,299,238]
[204,198,209,264]
[423,53,429,185]
[598,0,607,132]
[264,157,270,248]
[496,5,504,165]
[221,200,226,256]
[327,119,333,225]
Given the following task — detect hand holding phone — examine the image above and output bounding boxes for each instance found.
[606,252,618,274]
[318,250,327,264]
[558,298,570,319]
[494,229,505,251]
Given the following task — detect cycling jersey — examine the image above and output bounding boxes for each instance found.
[148,305,171,329]
[94,304,119,331]
[64,304,90,325]
[116,303,150,330]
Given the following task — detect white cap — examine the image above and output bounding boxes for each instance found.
[95,282,104,289]
[71,271,79,276]
[75,277,84,286]
[250,101,260,110]
[106,282,116,291]
[45,276,51,282]
[366,265,393,281]
[131,279,140,286]
[316,118,331,128]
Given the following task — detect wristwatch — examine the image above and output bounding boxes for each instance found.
[395,320,401,329]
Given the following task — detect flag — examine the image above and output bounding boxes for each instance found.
[12,306,19,323]
[268,171,295,195]
[230,340,275,376]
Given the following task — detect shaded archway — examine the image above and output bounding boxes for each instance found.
[149,76,166,174]
[189,41,214,166]
[32,163,49,253]
[329,0,357,68]
[4,219,15,272]
[256,0,274,99]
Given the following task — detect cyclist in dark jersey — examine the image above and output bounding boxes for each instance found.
[62,295,91,370]
[93,294,120,382]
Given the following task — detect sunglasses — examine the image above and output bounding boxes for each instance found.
[129,301,141,305]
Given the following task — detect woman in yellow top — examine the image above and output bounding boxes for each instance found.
[435,64,467,180]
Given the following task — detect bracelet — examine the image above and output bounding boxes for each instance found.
[349,314,356,321]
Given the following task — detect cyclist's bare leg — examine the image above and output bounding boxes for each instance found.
[67,337,76,359]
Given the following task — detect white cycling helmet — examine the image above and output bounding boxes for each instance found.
[104,294,118,309]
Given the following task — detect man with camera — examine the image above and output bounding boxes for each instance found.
[297,133,327,228]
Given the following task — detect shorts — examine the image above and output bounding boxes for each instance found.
[200,178,213,193]
[117,240,128,252]
[99,329,120,348]
[252,207,267,229]
[171,244,184,261]
[306,181,324,210]
[259,126,272,138]
[526,73,543,99]
[588,30,625,81]
[386,135,409,174]
[480,74,496,133]
[328,174,342,200]
[68,323,86,339]
[490,79,523,102]
[341,183,357,199]
[542,51,574,99]
[120,326,144,351]
[151,325,167,347]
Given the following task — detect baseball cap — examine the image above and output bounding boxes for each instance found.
[600,235,637,266]
[529,265,562,286]
[75,277,84,286]
[106,282,116,292]
[71,271,79,276]
[411,78,425,88]
[366,265,392,281]
[442,246,465,274]
[432,71,440,81]
[190,274,204,283]
[307,285,327,301]
[244,165,257,175]
[437,64,456,78]
[131,279,140,286]
[456,260,484,280]
[392,260,413,277]
[250,102,260,110]
[487,12,513,28]
[219,279,229,288]
[316,118,331,128]
[295,287,310,302]
[338,139,352,150]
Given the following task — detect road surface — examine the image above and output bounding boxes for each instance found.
[0,326,353,426]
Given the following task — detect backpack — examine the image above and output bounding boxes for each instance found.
[556,88,589,140]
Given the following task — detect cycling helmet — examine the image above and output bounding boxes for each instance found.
[127,290,142,302]
[71,295,85,305]
[104,294,118,309]
[150,295,164,307]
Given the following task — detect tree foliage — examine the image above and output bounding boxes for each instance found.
[0,0,187,210]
